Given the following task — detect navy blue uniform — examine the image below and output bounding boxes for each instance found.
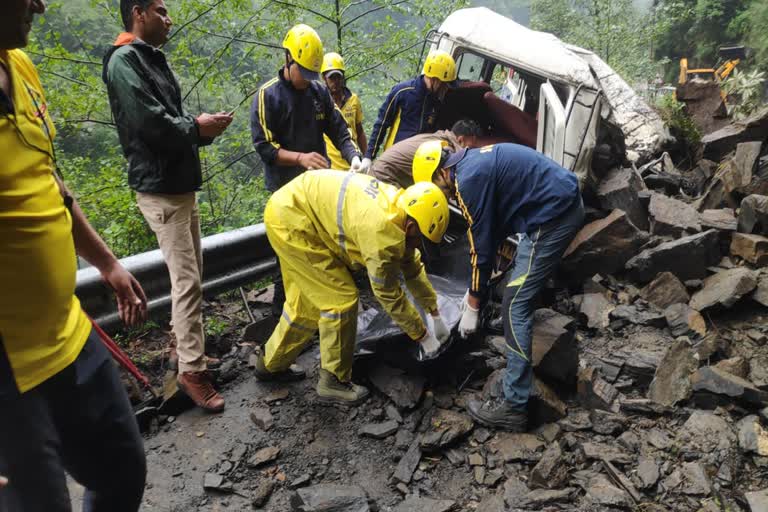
[366,75,440,160]
[251,69,360,192]
[454,143,579,300]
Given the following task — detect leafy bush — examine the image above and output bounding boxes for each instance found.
[723,68,767,120]
[656,93,701,147]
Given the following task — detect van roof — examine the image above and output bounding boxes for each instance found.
[437,7,597,87]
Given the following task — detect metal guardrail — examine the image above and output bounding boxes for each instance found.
[76,224,277,332]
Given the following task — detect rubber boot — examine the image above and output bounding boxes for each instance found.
[316,368,369,406]
[253,350,306,382]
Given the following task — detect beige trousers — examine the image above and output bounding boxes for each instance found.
[136,192,206,373]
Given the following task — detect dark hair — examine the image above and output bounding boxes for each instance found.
[451,119,484,137]
[120,0,154,31]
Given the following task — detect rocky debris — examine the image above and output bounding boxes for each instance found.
[746,489,768,512]
[290,474,311,489]
[444,448,465,466]
[739,194,768,235]
[495,433,546,462]
[251,479,275,508]
[264,388,290,404]
[577,366,620,411]
[695,175,732,212]
[701,106,768,162]
[663,462,712,496]
[580,442,632,465]
[358,420,398,440]
[639,272,690,310]
[249,407,274,431]
[700,208,738,231]
[626,229,720,283]
[648,193,701,237]
[290,484,370,512]
[392,497,456,512]
[530,377,567,425]
[386,405,403,424]
[203,472,231,492]
[609,304,666,328]
[645,428,673,450]
[584,473,632,508]
[393,437,421,484]
[691,366,768,408]
[690,267,757,311]
[521,488,576,508]
[752,273,768,306]
[731,233,768,266]
[596,167,649,230]
[714,356,750,378]
[369,365,425,409]
[419,409,473,452]
[573,293,614,329]
[531,309,577,383]
[249,446,280,468]
[590,410,627,435]
[529,442,568,489]
[602,459,641,503]
[664,303,707,338]
[677,410,737,455]
[718,142,763,194]
[562,209,648,280]
[636,456,660,489]
[737,415,768,456]
[648,338,697,406]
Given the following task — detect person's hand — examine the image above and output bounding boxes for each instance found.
[100,263,148,328]
[359,157,372,173]
[416,331,442,361]
[432,313,450,343]
[350,155,363,172]
[298,152,330,170]
[196,112,233,138]
[0,475,8,488]
[458,291,480,338]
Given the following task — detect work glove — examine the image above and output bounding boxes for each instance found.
[359,157,372,173]
[350,156,363,172]
[416,331,443,362]
[432,314,450,343]
[458,291,480,338]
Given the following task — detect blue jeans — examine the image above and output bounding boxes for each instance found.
[0,330,146,512]
[502,197,584,409]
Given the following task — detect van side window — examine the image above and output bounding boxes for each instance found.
[456,52,485,82]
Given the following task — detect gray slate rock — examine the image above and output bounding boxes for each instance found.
[290,484,370,512]
[369,365,425,409]
[392,497,456,512]
[648,338,697,406]
[690,267,757,311]
[358,420,399,440]
[626,229,720,283]
[529,442,568,489]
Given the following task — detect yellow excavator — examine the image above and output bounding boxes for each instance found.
[678,45,746,90]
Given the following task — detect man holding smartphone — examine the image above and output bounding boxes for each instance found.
[103,0,232,412]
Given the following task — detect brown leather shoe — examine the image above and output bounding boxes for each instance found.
[177,371,225,413]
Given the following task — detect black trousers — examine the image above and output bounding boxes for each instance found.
[0,330,146,512]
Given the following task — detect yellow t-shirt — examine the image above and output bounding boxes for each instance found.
[0,49,90,393]
[324,91,363,171]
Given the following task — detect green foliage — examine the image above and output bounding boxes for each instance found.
[743,0,768,72]
[31,0,462,258]
[204,317,229,338]
[723,68,767,120]
[656,92,701,146]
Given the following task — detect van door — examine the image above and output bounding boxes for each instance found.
[536,81,566,166]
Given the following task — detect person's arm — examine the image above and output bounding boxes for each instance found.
[366,84,403,160]
[57,177,147,327]
[355,99,367,155]
[456,174,496,308]
[400,248,438,314]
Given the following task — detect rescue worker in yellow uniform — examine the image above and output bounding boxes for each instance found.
[321,52,367,170]
[254,171,452,405]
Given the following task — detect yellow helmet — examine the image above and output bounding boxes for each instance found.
[398,182,450,243]
[422,50,457,82]
[282,24,324,80]
[321,52,345,75]
[412,140,445,183]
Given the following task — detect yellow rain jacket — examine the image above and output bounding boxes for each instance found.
[263,170,437,381]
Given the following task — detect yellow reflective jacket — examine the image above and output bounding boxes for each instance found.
[269,170,436,339]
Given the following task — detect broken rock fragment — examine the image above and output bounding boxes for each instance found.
[419,409,473,452]
[369,364,425,409]
[585,474,632,509]
[290,484,370,512]
[609,304,666,328]
[640,272,690,310]
[529,377,567,425]
[739,194,768,235]
[700,208,738,231]
[597,167,649,231]
[529,442,568,489]
[249,446,280,468]
[690,267,757,311]
[573,293,614,329]
[577,366,620,412]
[701,106,768,161]
[393,497,456,512]
[730,233,768,266]
[495,433,546,462]
[648,193,701,237]
[647,338,697,407]
[626,229,720,283]
[358,420,398,440]
[746,489,768,512]
[562,209,648,280]
[636,456,660,489]
[393,437,421,484]
[664,303,707,338]
[737,415,768,456]
[531,308,577,384]
[580,442,632,465]
[691,367,768,408]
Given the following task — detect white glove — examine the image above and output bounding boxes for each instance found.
[350,155,362,172]
[359,157,372,173]
[433,314,450,343]
[417,331,442,361]
[458,292,480,338]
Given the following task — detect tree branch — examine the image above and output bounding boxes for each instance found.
[27,50,100,66]
[39,70,91,88]
[270,0,335,23]
[167,0,229,42]
[202,150,257,183]
[346,39,423,80]
[341,0,410,29]
[189,27,282,49]
[62,118,117,127]
[339,0,368,17]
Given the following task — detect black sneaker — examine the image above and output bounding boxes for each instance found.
[466,397,527,432]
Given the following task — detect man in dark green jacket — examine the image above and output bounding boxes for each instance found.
[103,0,232,413]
